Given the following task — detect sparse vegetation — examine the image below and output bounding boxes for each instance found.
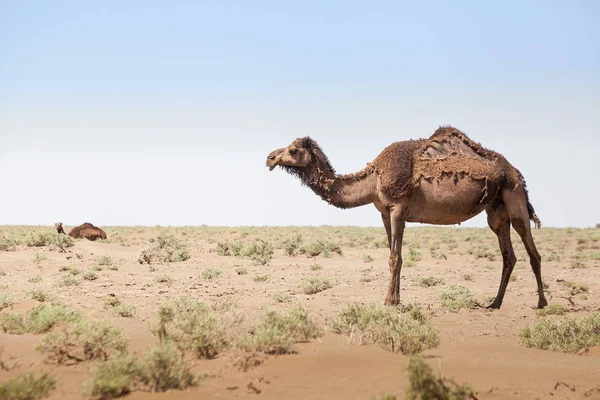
[58,276,81,287]
[561,281,589,296]
[243,239,274,265]
[138,235,191,264]
[282,233,302,256]
[96,255,113,266]
[309,263,322,271]
[416,276,444,287]
[32,253,47,264]
[0,237,16,251]
[156,275,173,284]
[332,303,439,355]
[36,320,128,364]
[0,294,13,311]
[253,274,269,282]
[405,355,477,400]
[26,290,51,303]
[439,286,478,311]
[403,248,422,267]
[28,275,42,283]
[83,271,99,281]
[362,254,375,263]
[299,240,342,258]
[201,268,222,280]
[0,372,57,400]
[234,266,248,275]
[1,304,82,334]
[520,313,600,353]
[300,277,333,294]
[536,304,565,317]
[113,304,136,318]
[271,292,292,303]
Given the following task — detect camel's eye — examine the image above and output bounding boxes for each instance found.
[289,147,298,155]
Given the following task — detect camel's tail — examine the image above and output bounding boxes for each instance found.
[523,180,541,229]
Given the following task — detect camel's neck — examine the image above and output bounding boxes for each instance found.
[288,157,377,209]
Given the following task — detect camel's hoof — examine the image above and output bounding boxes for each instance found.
[537,299,549,309]
[486,302,501,310]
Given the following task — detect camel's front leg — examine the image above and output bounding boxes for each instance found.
[384,215,405,305]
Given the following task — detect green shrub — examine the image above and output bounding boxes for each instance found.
[561,281,589,296]
[0,237,16,251]
[138,235,191,264]
[520,313,600,353]
[235,266,248,275]
[299,240,342,258]
[271,293,292,303]
[362,254,375,263]
[26,290,52,303]
[439,286,478,311]
[26,232,53,247]
[332,303,439,355]
[201,268,222,280]
[282,233,302,256]
[243,239,274,265]
[1,304,82,334]
[216,240,243,257]
[300,277,332,294]
[309,263,322,271]
[253,274,269,282]
[36,320,128,364]
[51,233,74,253]
[405,355,477,400]
[536,304,565,317]
[0,372,57,400]
[57,276,80,287]
[96,255,112,266]
[416,276,444,287]
[83,355,139,398]
[0,294,13,311]
[83,271,98,281]
[113,305,136,318]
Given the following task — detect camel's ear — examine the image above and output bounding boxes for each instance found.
[301,137,313,149]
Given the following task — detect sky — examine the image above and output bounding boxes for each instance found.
[1,1,599,228]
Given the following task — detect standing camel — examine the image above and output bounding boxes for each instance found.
[265,126,547,309]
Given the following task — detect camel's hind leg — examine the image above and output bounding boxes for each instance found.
[502,187,548,309]
[486,205,517,309]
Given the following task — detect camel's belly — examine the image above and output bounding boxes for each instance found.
[405,175,497,225]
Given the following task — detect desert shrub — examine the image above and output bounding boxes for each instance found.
[113,305,136,318]
[282,233,302,256]
[519,313,600,353]
[235,266,248,275]
[51,233,74,253]
[362,254,375,263]
[416,276,444,287]
[253,274,269,282]
[138,235,190,264]
[299,240,342,258]
[57,276,80,287]
[151,297,227,359]
[201,268,222,280]
[300,277,332,294]
[83,271,98,281]
[26,290,52,303]
[96,255,112,266]
[103,296,121,308]
[309,263,323,271]
[84,344,197,397]
[237,306,322,355]
[561,281,589,296]
[243,239,274,265]
[36,320,128,364]
[403,248,423,267]
[405,355,477,400]
[0,237,16,251]
[216,240,243,257]
[332,303,439,355]
[271,292,292,303]
[0,372,57,400]
[536,304,565,317]
[468,246,496,261]
[0,269,5,276]
[439,286,478,311]
[26,232,53,247]
[1,304,82,334]
[31,253,47,264]
[155,275,173,284]
[0,295,13,311]
[462,274,474,282]
[28,275,42,283]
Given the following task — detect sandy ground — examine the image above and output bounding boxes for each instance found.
[1,225,599,399]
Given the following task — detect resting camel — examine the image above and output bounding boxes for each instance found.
[55,222,107,241]
[266,126,547,309]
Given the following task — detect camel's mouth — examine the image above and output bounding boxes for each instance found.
[266,149,284,171]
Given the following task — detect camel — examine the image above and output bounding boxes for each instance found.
[56,222,107,241]
[265,126,547,309]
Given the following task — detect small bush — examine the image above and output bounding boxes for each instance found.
[282,233,302,256]
[58,276,81,287]
[519,313,600,353]
[536,304,565,317]
[237,306,322,355]
[138,235,191,264]
[243,239,274,265]
[0,237,16,251]
[300,277,332,294]
[27,232,53,247]
[561,281,589,296]
[309,263,323,271]
[151,297,227,359]
[156,275,173,284]
[51,233,74,253]
[96,255,112,266]
[216,240,244,257]
[332,303,439,355]
[83,271,99,281]
[0,372,57,400]
[103,296,121,308]
[36,320,128,364]
[253,274,269,282]
[299,240,342,258]
[201,268,222,280]
[362,254,375,263]
[416,276,444,287]
[0,294,13,311]
[28,275,42,283]
[439,286,478,311]
[403,248,423,267]
[271,293,292,303]
[26,290,51,303]
[462,274,474,282]
[235,266,248,275]
[1,304,82,334]
[83,355,139,398]
[113,305,136,318]
[32,253,47,264]
[405,355,477,400]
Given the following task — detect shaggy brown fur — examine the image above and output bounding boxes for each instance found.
[55,222,65,235]
[68,222,107,241]
[266,125,547,309]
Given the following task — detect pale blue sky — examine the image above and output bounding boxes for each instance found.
[1,1,598,227]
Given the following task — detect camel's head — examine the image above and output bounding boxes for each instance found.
[55,222,65,234]
[266,138,314,171]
